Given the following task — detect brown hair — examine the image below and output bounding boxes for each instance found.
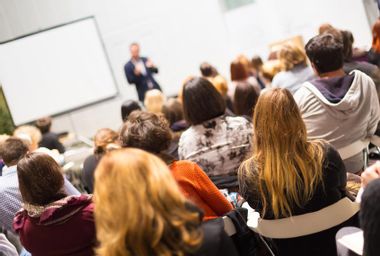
[94,128,119,156]
[278,43,307,71]
[94,148,202,256]
[0,137,29,166]
[233,81,259,117]
[17,152,66,205]
[162,98,184,126]
[35,117,52,134]
[230,59,249,81]
[120,111,172,154]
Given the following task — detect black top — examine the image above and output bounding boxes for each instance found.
[39,132,65,153]
[81,154,100,193]
[239,144,358,256]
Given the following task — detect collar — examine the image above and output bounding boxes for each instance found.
[1,165,17,176]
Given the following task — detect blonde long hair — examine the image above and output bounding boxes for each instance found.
[239,88,325,218]
[94,148,202,256]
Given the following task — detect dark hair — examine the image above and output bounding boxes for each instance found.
[305,33,344,74]
[162,98,184,126]
[35,117,52,134]
[341,30,354,61]
[360,178,380,256]
[121,100,141,121]
[233,81,259,117]
[230,60,248,81]
[251,56,263,71]
[17,152,66,205]
[182,77,226,125]
[0,137,28,166]
[200,62,218,78]
[119,111,172,154]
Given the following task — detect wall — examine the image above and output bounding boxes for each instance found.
[0,0,373,138]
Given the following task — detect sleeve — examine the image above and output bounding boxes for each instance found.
[238,164,262,212]
[148,66,158,74]
[193,164,233,215]
[323,144,347,194]
[53,136,65,154]
[63,178,80,196]
[124,62,138,84]
[0,233,18,256]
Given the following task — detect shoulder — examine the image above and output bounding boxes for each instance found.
[124,60,133,69]
[272,71,287,85]
[225,116,252,130]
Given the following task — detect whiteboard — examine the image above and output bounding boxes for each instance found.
[0,17,117,125]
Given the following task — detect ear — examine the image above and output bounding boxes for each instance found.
[310,63,320,76]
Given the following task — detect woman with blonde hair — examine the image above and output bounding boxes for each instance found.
[144,88,166,114]
[239,88,356,256]
[271,43,314,94]
[94,148,238,256]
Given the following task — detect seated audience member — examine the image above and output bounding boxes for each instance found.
[0,138,79,232]
[209,75,234,113]
[260,60,282,87]
[13,153,95,256]
[294,33,380,173]
[120,111,233,220]
[251,55,266,89]
[369,18,380,67]
[239,88,357,256]
[0,233,18,256]
[121,99,141,122]
[82,128,119,193]
[318,23,334,35]
[229,58,260,100]
[94,148,238,256]
[144,88,166,114]
[35,117,65,153]
[179,77,252,189]
[200,62,219,78]
[340,30,380,97]
[271,43,315,94]
[162,98,188,132]
[0,134,10,176]
[233,81,259,120]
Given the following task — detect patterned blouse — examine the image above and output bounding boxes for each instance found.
[178,115,252,178]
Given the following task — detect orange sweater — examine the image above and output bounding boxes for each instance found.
[169,160,233,221]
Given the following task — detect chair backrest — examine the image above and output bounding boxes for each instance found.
[223,216,237,236]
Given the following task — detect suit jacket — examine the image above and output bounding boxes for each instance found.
[124,57,161,101]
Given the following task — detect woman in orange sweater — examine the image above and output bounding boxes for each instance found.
[119,110,233,220]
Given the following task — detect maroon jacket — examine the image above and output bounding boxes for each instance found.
[13,195,96,256]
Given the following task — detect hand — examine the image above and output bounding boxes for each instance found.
[361,161,380,188]
[146,59,154,68]
[134,66,141,76]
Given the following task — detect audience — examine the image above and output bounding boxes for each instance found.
[120,111,233,220]
[294,33,380,173]
[179,77,252,189]
[250,55,266,89]
[13,153,95,256]
[209,75,234,113]
[233,81,259,120]
[162,97,188,132]
[121,99,141,122]
[82,128,119,193]
[35,117,65,153]
[0,134,10,176]
[94,148,238,256]
[200,62,219,78]
[144,88,166,114]
[239,88,356,256]
[369,18,380,67]
[0,137,79,232]
[229,58,260,99]
[271,43,315,94]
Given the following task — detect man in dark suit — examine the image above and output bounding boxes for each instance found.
[124,43,161,102]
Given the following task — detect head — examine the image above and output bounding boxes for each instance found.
[341,30,354,61]
[239,88,324,218]
[13,125,42,151]
[120,111,172,154]
[251,56,263,73]
[261,60,282,83]
[199,62,218,78]
[17,152,66,206]
[93,128,119,156]
[318,23,334,35]
[121,100,141,122]
[305,33,344,75]
[182,77,226,125]
[162,98,184,126]
[35,117,52,134]
[233,81,259,117]
[372,18,380,53]
[209,75,228,97]
[144,89,166,114]
[230,59,249,81]
[0,137,29,166]
[360,178,380,256]
[237,54,252,74]
[130,42,140,60]
[278,43,307,71]
[94,148,202,256]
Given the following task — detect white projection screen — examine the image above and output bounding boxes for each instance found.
[0,17,117,125]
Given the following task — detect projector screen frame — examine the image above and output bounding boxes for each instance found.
[0,16,119,125]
